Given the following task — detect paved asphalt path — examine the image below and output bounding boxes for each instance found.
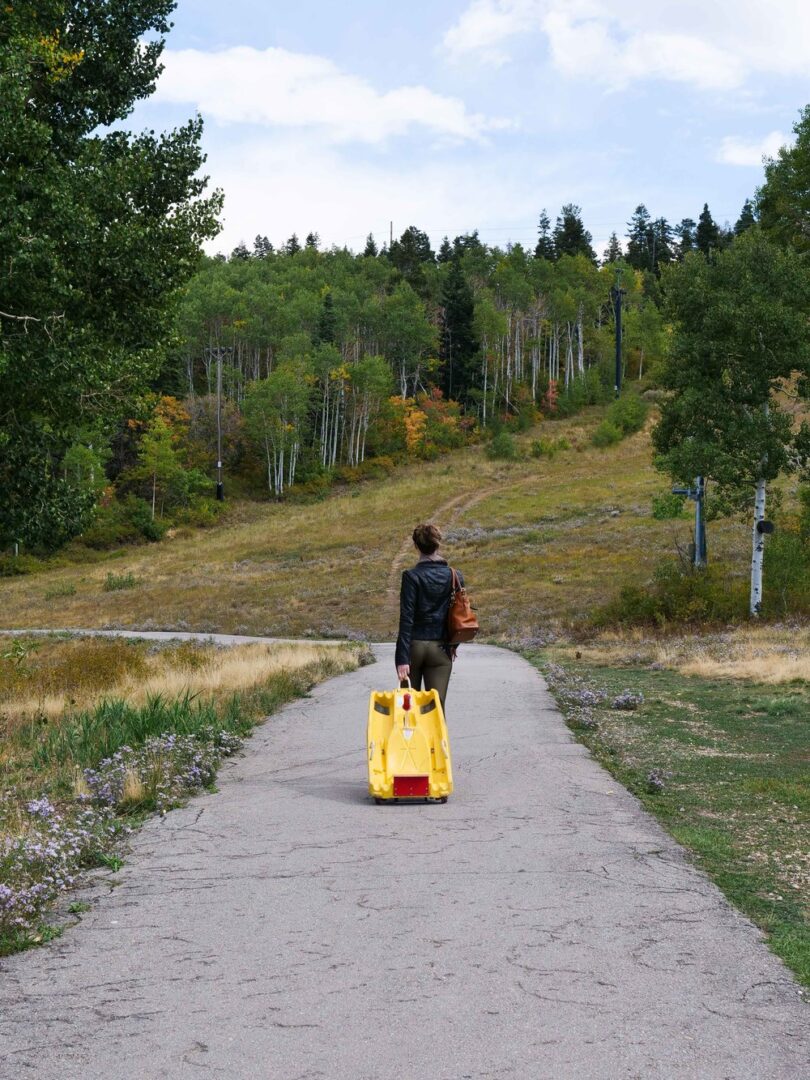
[0,642,806,1079]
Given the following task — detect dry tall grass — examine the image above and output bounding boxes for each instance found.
[2,640,359,722]
[573,624,810,683]
[0,403,804,640]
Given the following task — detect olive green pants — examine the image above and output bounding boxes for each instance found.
[408,639,452,713]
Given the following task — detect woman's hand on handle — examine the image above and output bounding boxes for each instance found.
[396,664,410,682]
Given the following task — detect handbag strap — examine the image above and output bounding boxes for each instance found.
[449,566,460,597]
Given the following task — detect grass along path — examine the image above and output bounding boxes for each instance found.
[0,634,367,953]
[0,405,767,640]
[530,648,810,989]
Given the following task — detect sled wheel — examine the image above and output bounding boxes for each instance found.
[374,797,385,805]
[438,796,448,804]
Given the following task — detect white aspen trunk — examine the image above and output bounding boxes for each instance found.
[564,325,574,390]
[360,399,370,462]
[750,477,767,616]
[750,401,770,616]
[321,383,329,467]
[576,307,585,375]
[151,472,156,520]
[482,343,488,426]
[505,330,512,412]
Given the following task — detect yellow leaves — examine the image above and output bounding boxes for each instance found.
[404,409,427,452]
[155,395,190,441]
[35,31,84,83]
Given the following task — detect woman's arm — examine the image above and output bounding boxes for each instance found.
[395,570,417,675]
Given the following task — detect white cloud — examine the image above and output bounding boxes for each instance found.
[443,1,810,90]
[200,135,591,256]
[716,130,789,167]
[153,46,507,144]
[443,0,539,66]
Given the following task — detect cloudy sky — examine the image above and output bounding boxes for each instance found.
[132,0,810,256]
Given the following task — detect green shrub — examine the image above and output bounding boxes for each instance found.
[556,367,611,417]
[76,496,167,549]
[103,572,139,592]
[799,485,810,540]
[763,530,810,615]
[0,554,45,577]
[122,497,167,542]
[591,421,622,447]
[332,455,397,486]
[651,492,687,520]
[172,498,224,528]
[44,582,77,600]
[607,392,648,435]
[531,436,571,459]
[486,431,519,460]
[591,561,746,628]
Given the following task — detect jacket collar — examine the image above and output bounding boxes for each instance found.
[417,554,447,565]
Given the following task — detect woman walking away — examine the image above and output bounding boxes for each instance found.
[395,523,464,714]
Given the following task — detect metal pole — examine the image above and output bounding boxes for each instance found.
[695,476,706,567]
[610,273,624,398]
[215,349,224,502]
[672,476,708,568]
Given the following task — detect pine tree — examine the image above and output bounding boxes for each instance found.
[734,199,756,235]
[437,237,453,264]
[553,205,595,262]
[253,235,273,258]
[602,233,623,264]
[231,242,250,261]
[625,205,652,270]
[440,257,477,399]
[389,226,435,296]
[675,218,697,260]
[534,209,555,260]
[362,233,378,257]
[695,204,720,257]
[305,231,320,250]
[285,233,302,256]
[651,217,675,270]
[316,291,337,345]
[452,231,486,260]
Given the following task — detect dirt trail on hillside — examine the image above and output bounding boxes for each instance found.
[385,483,500,610]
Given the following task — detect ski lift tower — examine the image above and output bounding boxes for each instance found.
[672,476,707,568]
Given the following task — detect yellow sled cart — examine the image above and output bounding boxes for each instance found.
[367,680,453,803]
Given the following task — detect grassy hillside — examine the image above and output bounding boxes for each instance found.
[0,404,769,640]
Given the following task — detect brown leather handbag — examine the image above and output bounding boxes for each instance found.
[446,567,479,644]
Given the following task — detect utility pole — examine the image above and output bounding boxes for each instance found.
[215,348,224,502]
[446,325,453,400]
[390,220,393,249]
[610,270,625,398]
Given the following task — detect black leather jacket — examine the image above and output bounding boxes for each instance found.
[395,558,464,667]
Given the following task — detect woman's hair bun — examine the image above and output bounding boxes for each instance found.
[413,523,442,554]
